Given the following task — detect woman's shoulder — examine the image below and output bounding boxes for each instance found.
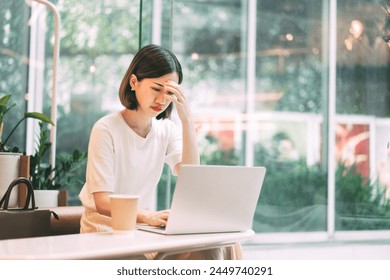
[97,111,121,123]
[89,112,124,136]
[94,111,122,127]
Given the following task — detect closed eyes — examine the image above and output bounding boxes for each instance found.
[153,82,174,95]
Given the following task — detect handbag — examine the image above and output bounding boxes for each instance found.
[0,177,54,240]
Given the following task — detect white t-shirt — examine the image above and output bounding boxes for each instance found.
[79,111,182,210]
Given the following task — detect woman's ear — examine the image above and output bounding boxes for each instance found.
[129,74,138,90]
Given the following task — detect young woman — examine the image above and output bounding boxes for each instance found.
[79,44,241,259]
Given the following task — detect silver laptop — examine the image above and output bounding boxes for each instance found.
[137,165,266,235]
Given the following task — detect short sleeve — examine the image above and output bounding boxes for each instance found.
[86,122,116,193]
[164,121,182,176]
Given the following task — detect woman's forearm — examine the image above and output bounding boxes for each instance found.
[94,194,167,226]
[181,119,200,165]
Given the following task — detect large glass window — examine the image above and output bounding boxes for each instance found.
[253,0,327,233]
[0,1,30,149]
[335,0,390,230]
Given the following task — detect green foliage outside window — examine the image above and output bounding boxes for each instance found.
[254,142,390,232]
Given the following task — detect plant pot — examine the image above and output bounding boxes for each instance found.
[33,190,60,208]
[0,152,22,208]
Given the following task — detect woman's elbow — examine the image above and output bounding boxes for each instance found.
[174,162,182,175]
[93,192,112,217]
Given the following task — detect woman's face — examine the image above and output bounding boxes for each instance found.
[131,72,179,117]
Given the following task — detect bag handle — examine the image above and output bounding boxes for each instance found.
[0,177,35,210]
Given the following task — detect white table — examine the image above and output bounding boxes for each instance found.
[0,229,254,259]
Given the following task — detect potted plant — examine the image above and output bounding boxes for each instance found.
[30,123,87,207]
[0,94,54,207]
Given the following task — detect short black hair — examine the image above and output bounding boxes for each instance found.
[119,44,183,120]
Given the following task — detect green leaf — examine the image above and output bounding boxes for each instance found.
[0,105,6,124]
[73,149,80,158]
[0,104,7,113]
[0,94,11,105]
[0,95,16,124]
[24,112,54,125]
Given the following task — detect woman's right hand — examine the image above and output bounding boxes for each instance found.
[138,209,170,227]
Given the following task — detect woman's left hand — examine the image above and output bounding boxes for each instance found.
[164,81,193,124]
[164,80,200,167]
